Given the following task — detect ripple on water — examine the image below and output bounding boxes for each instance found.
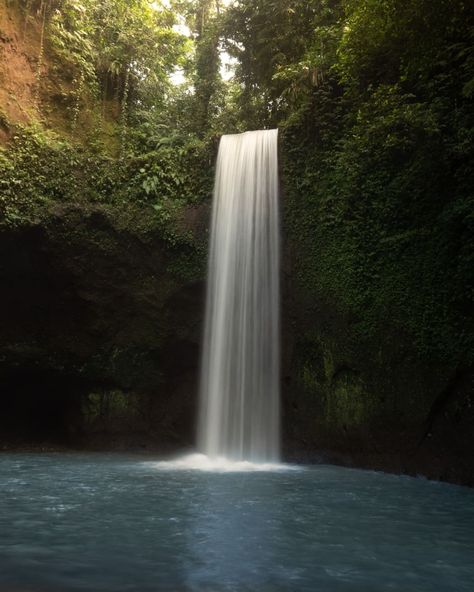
[0,453,473,592]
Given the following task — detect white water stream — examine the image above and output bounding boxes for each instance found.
[198,129,280,462]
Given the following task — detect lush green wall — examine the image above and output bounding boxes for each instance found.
[0,0,473,481]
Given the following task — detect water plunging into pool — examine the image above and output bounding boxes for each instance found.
[198,129,280,462]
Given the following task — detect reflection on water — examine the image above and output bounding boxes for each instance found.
[183,465,292,591]
[0,453,474,591]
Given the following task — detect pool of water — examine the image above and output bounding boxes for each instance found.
[1,453,473,591]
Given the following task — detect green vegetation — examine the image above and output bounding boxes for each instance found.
[1,0,472,383]
[280,0,474,366]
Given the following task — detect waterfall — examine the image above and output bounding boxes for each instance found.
[198,129,280,462]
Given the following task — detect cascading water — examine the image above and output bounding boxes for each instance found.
[198,129,280,462]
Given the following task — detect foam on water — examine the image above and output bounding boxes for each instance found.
[148,453,299,473]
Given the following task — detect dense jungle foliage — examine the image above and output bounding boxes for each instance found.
[0,0,473,366]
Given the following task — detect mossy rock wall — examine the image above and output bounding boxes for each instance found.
[0,201,208,450]
[280,121,474,485]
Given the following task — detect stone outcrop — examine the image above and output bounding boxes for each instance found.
[0,202,206,451]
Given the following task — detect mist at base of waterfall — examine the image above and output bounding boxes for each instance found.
[1,453,474,592]
[149,452,300,472]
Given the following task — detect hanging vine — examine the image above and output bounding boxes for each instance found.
[34,0,49,106]
[120,67,130,156]
[71,70,85,133]
[21,0,35,38]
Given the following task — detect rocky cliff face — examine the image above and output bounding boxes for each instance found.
[2,192,472,486]
[0,1,41,141]
[281,288,474,485]
[279,126,474,487]
[0,1,121,149]
[0,202,207,451]
[0,155,472,485]
[0,1,211,453]
[0,2,472,485]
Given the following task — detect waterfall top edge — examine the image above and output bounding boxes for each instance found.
[221,128,278,139]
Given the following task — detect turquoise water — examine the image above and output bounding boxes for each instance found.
[1,453,473,591]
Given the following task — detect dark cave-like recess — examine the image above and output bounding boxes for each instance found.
[0,368,83,446]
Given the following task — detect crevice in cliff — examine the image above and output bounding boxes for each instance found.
[416,366,474,451]
[0,367,84,445]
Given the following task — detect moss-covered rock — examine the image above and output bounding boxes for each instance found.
[280,116,474,485]
[0,198,207,450]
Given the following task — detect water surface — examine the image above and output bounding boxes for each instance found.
[1,453,473,591]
